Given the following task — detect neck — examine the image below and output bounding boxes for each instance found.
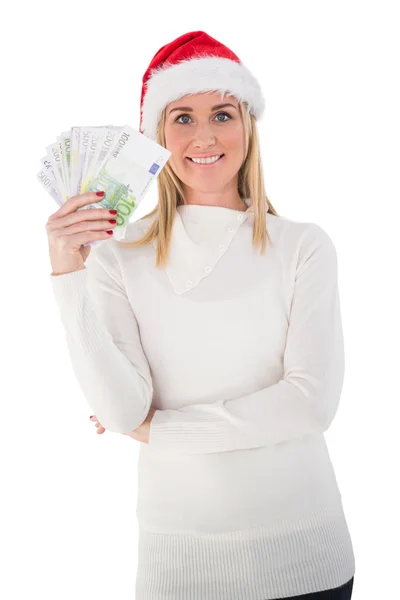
[182,186,248,212]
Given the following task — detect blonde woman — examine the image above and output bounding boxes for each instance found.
[47,30,355,600]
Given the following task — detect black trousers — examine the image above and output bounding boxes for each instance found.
[268,576,354,600]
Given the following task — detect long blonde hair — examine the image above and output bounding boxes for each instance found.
[117,99,279,268]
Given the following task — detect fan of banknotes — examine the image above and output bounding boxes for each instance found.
[37,124,171,246]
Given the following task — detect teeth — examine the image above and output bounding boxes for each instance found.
[191,155,222,164]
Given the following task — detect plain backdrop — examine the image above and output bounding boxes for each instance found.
[1,1,399,598]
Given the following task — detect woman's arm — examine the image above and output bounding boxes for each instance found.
[50,241,153,434]
[148,223,345,454]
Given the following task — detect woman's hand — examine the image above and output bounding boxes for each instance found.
[123,407,157,444]
[89,407,157,444]
[89,415,106,435]
[46,190,118,275]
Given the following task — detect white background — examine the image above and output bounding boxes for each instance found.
[1,1,399,598]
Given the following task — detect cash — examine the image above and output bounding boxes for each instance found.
[38,124,171,247]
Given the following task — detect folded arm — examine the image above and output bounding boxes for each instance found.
[149,223,345,454]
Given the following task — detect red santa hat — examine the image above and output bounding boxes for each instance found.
[139,30,265,141]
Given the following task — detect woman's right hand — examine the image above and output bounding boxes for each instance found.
[89,415,106,435]
[46,191,118,275]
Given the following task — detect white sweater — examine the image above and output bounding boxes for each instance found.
[49,199,356,600]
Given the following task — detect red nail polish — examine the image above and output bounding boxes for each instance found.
[96,191,105,197]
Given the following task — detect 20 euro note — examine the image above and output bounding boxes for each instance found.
[80,125,171,247]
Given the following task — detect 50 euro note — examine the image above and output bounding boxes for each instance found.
[80,125,171,247]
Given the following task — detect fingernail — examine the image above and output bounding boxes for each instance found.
[96,191,105,197]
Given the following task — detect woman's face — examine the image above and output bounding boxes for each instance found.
[163,92,245,193]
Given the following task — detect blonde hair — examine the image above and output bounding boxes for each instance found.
[117,98,279,268]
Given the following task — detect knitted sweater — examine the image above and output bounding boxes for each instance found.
[49,199,356,600]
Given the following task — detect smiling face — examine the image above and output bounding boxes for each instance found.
[163,92,246,199]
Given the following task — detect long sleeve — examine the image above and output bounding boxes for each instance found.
[49,241,153,434]
[148,223,345,454]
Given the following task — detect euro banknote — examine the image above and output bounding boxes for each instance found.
[38,124,171,247]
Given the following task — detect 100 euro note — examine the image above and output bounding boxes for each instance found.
[80,125,171,246]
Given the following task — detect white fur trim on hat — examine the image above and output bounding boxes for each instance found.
[140,56,265,141]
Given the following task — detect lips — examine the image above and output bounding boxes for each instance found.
[187,154,224,164]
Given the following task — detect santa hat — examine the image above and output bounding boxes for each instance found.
[139,30,265,141]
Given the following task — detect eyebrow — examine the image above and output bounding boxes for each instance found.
[168,103,238,115]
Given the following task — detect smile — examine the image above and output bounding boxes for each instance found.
[186,155,225,168]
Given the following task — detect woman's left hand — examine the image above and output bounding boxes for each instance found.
[89,407,157,445]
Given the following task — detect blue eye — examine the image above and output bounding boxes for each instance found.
[175,112,231,124]
[215,112,231,122]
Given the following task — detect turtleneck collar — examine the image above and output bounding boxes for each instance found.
[137,198,256,295]
[153,198,254,295]
[176,197,253,224]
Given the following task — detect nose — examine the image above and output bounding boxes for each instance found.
[192,122,216,148]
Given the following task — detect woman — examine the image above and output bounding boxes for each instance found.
[47,31,355,600]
